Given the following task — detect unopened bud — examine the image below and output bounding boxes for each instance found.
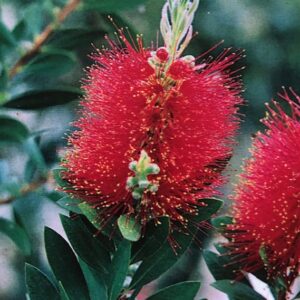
[132,190,142,199]
[146,163,160,175]
[149,184,159,193]
[156,47,169,61]
[139,179,149,189]
[129,161,137,171]
[126,176,137,188]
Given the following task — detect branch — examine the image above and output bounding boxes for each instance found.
[9,0,81,78]
[0,177,48,205]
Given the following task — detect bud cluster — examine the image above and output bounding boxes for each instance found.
[126,150,160,200]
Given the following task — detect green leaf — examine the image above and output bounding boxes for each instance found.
[12,20,28,41]
[78,203,121,240]
[0,159,9,184]
[211,216,233,230]
[22,49,77,78]
[53,168,72,189]
[82,0,148,12]
[0,21,16,47]
[13,207,27,232]
[46,28,105,50]
[211,280,265,300]
[44,227,90,300]
[80,216,116,253]
[25,263,59,300]
[58,282,71,300]
[79,259,108,300]
[130,199,222,295]
[78,202,101,229]
[131,217,169,263]
[117,215,141,242]
[57,196,82,214]
[60,214,111,274]
[0,65,8,92]
[194,198,223,223]
[203,250,237,281]
[45,191,64,202]
[3,86,81,109]
[23,137,47,173]
[130,228,195,293]
[108,240,131,300]
[0,218,31,256]
[146,281,201,300]
[0,115,29,144]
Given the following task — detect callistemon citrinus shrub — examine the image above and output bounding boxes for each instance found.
[60,0,243,231]
[226,89,300,289]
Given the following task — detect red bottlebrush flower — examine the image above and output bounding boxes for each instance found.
[60,0,242,232]
[61,38,242,228]
[226,89,300,288]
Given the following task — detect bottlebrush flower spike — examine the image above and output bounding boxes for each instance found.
[225,89,300,290]
[60,0,243,232]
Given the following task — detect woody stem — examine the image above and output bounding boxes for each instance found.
[9,0,81,78]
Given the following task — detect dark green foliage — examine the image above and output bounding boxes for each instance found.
[131,217,169,264]
[211,280,266,300]
[82,0,149,12]
[129,199,223,295]
[203,250,245,283]
[23,198,221,300]
[107,240,131,300]
[46,28,105,49]
[146,281,201,300]
[60,214,111,274]
[0,218,31,256]
[79,260,108,300]
[211,215,233,232]
[57,196,82,214]
[0,115,29,143]
[193,198,223,222]
[0,21,17,47]
[44,227,90,300]
[25,263,60,300]
[3,86,82,109]
[21,49,77,78]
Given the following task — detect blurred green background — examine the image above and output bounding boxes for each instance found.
[0,0,299,299]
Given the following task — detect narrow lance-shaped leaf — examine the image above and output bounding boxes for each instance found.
[0,218,31,256]
[44,227,90,300]
[211,280,266,300]
[57,196,82,214]
[79,259,108,300]
[23,137,47,173]
[0,21,16,47]
[203,250,240,282]
[0,115,29,144]
[46,28,105,49]
[146,281,201,300]
[3,87,82,109]
[130,198,223,295]
[21,48,77,78]
[25,263,59,300]
[131,217,169,264]
[108,240,131,300]
[58,282,71,300]
[60,214,111,274]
